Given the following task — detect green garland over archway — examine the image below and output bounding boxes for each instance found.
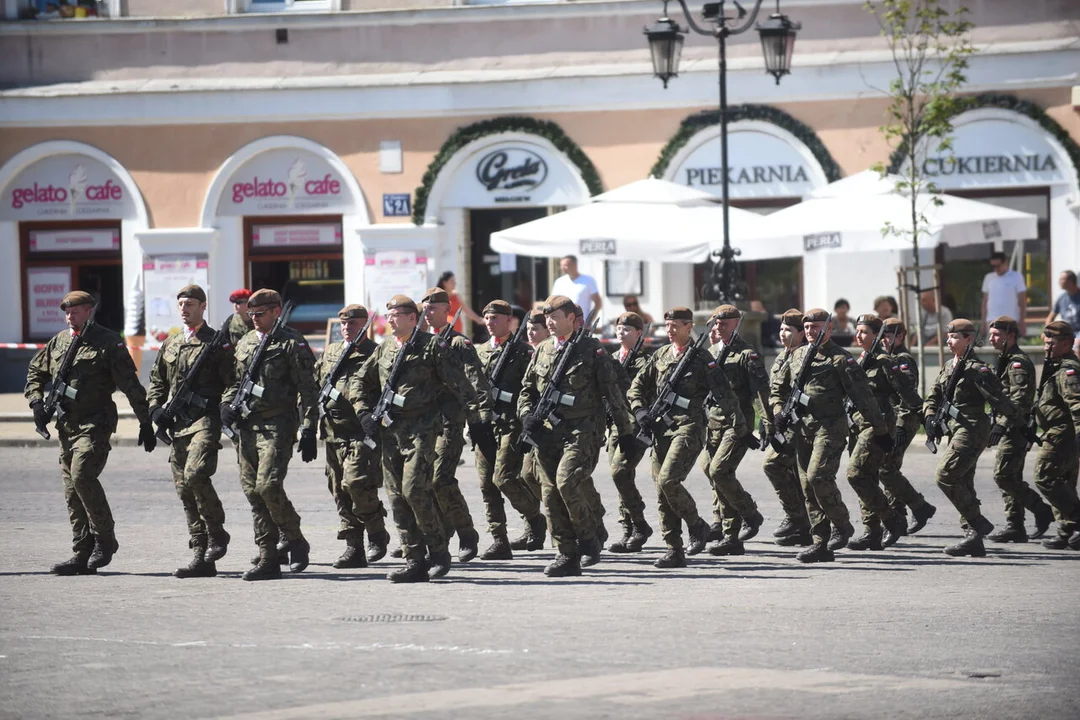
[886,93,1080,185]
[412,115,604,225]
[649,104,842,183]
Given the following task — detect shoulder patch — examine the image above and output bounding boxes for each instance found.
[707,360,717,369]
[1067,369,1076,376]
[845,356,856,365]
[596,347,604,356]
[437,338,448,349]
[298,342,307,348]
[900,363,909,370]
[979,366,990,373]
[749,352,760,359]
[1012,361,1023,369]
[222,343,231,349]
[463,338,472,346]
[116,342,124,347]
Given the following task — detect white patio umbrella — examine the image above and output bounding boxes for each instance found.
[489,177,766,264]
[743,170,1039,259]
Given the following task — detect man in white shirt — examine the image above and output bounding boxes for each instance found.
[550,255,602,321]
[981,251,1027,336]
[919,289,953,346]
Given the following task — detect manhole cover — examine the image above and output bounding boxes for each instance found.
[336,614,447,624]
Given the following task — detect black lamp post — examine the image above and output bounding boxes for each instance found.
[645,0,799,303]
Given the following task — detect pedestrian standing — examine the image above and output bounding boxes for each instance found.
[981,251,1027,336]
[1045,270,1080,353]
[550,255,602,321]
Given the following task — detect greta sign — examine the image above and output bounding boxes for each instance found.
[476,148,548,195]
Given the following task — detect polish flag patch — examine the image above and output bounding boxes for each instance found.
[1067,368,1076,376]
[707,360,717,369]
[596,348,605,356]
[1012,362,1023,368]
[846,356,856,365]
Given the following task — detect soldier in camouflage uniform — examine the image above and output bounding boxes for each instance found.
[844,314,919,551]
[316,304,389,569]
[514,309,550,547]
[227,288,254,348]
[473,300,546,560]
[701,305,769,556]
[877,318,937,535]
[147,285,234,578]
[355,295,490,583]
[922,318,1023,558]
[518,295,635,577]
[763,309,811,546]
[421,287,498,563]
[605,312,653,554]
[26,291,157,575]
[985,316,1054,543]
[772,308,890,563]
[571,304,610,565]
[1033,321,1080,550]
[628,307,744,569]
[221,289,319,581]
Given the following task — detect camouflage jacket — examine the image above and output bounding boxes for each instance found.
[476,334,534,432]
[25,324,151,436]
[315,337,377,443]
[852,348,923,430]
[994,344,1036,427]
[708,336,770,429]
[782,339,886,432]
[228,312,252,349]
[223,326,319,431]
[888,346,921,431]
[435,328,494,426]
[923,355,1020,428]
[768,345,801,419]
[147,323,235,438]
[1034,353,1080,439]
[628,342,744,434]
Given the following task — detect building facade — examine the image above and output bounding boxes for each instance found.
[1,0,1078,344]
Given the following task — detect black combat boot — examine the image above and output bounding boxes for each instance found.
[479,533,513,560]
[708,537,745,556]
[654,546,687,569]
[1030,502,1054,540]
[276,537,291,566]
[796,542,835,564]
[205,529,230,563]
[428,548,453,579]
[1069,530,1080,551]
[881,513,907,548]
[596,524,609,548]
[775,524,812,546]
[388,559,430,583]
[944,530,987,557]
[826,521,854,551]
[988,523,1028,543]
[847,526,883,552]
[175,544,217,578]
[707,522,725,542]
[87,535,118,570]
[288,536,310,573]
[1042,532,1071,550]
[607,523,635,553]
[579,537,602,567]
[625,521,653,552]
[366,529,390,563]
[390,547,404,559]
[333,538,368,569]
[773,516,799,538]
[907,502,937,534]
[457,528,479,563]
[243,549,283,580]
[544,553,582,577]
[737,509,765,542]
[51,551,95,576]
[687,519,711,556]
[524,515,547,551]
[973,516,995,537]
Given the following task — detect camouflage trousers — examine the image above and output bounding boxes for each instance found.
[169,428,225,545]
[933,420,991,531]
[1034,431,1080,533]
[583,430,607,530]
[606,427,647,527]
[880,420,932,514]
[762,441,808,526]
[652,424,706,549]
[237,420,302,550]
[795,417,851,545]
[382,418,446,561]
[475,428,542,538]
[58,428,114,554]
[846,427,900,530]
[325,439,387,542]
[701,424,759,538]
[433,420,475,536]
[993,430,1047,527]
[533,417,603,556]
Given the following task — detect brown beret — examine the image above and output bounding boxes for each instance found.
[803,308,830,322]
[855,313,883,333]
[572,304,584,318]
[60,290,95,310]
[543,295,575,315]
[528,309,547,325]
[989,316,1019,334]
[710,304,741,321]
[780,308,804,328]
[1044,320,1076,338]
[664,306,694,322]
[247,289,282,308]
[421,287,450,305]
[386,294,419,314]
[229,288,252,303]
[483,300,513,317]
[883,317,906,332]
[177,285,206,303]
[338,304,369,321]
[946,318,977,335]
[615,312,644,330]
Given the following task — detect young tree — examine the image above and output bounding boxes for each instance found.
[866,0,975,390]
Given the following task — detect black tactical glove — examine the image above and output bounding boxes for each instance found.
[150,406,173,431]
[987,424,1007,448]
[774,413,791,435]
[617,433,638,456]
[872,431,895,454]
[220,403,239,428]
[358,411,379,440]
[923,417,936,442]
[137,421,157,453]
[633,408,651,430]
[298,428,318,463]
[894,427,909,452]
[470,422,498,460]
[740,431,761,450]
[30,400,48,428]
[521,414,545,440]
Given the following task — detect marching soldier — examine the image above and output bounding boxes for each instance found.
[473,300,546,559]
[1034,321,1080,550]
[985,316,1054,543]
[606,312,653,554]
[420,287,498,563]
[922,319,1022,557]
[773,309,889,563]
[571,303,611,564]
[845,314,918,551]
[763,309,811,546]
[26,291,157,575]
[701,305,767,556]
[518,295,634,577]
[877,318,937,534]
[221,289,319,581]
[515,308,550,546]
[354,295,488,582]
[628,307,743,569]
[227,289,254,348]
[316,304,390,568]
[147,285,234,578]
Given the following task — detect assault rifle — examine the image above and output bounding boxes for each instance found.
[712,315,743,368]
[317,312,376,438]
[35,318,96,440]
[635,318,716,448]
[155,317,233,446]
[924,332,979,454]
[771,314,832,449]
[488,315,530,419]
[368,319,425,447]
[518,308,599,449]
[844,323,895,429]
[222,300,295,441]
[437,308,463,340]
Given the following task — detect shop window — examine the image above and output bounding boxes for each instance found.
[242,0,337,12]
[19,0,115,20]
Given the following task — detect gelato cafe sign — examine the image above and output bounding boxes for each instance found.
[216,149,353,216]
[2,154,135,220]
